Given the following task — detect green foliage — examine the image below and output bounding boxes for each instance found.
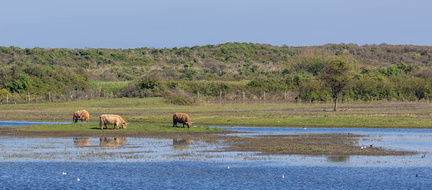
[298,80,329,102]
[1,43,432,102]
[379,62,414,76]
[138,77,159,89]
[11,73,32,93]
[321,59,354,110]
[163,93,194,105]
[247,78,287,92]
[322,59,353,98]
[0,88,10,98]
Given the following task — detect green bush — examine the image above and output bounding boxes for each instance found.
[163,93,194,105]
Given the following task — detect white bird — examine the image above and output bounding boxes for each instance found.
[227,166,230,169]
[62,171,67,176]
[77,178,81,182]
[282,174,285,179]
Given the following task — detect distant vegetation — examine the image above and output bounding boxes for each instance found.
[1,43,432,104]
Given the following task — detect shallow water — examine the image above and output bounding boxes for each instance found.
[0,121,70,126]
[2,162,432,190]
[1,124,432,189]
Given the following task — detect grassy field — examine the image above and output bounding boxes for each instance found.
[1,97,432,129]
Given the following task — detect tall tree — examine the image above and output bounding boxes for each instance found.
[322,59,353,111]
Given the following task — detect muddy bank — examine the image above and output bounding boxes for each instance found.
[0,127,417,156]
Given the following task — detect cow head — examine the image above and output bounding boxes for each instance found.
[121,122,128,128]
[186,122,193,128]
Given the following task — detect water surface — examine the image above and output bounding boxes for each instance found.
[1,125,432,189]
[0,120,70,126]
[1,162,432,190]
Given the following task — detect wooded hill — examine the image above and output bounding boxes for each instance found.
[1,43,432,104]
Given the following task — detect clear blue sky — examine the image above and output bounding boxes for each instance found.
[1,0,430,49]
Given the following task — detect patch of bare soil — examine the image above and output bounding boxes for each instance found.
[0,128,417,156]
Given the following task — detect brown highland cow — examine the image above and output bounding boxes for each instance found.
[73,110,90,123]
[173,113,193,128]
[99,114,127,129]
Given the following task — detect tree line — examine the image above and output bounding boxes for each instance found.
[0,43,431,104]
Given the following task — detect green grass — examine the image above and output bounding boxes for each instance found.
[13,122,227,132]
[1,97,432,129]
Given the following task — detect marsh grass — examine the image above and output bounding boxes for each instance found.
[225,134,417,156]
[12,122,226,133]
[1,97,432,129]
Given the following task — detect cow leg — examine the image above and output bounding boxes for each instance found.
[173,121,177,128]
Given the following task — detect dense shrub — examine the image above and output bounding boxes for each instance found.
[163,92,194,105]
[2,43,432,102]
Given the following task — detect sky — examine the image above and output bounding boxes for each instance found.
[1,0,431,49]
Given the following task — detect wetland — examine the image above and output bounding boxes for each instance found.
[1,98,432,189]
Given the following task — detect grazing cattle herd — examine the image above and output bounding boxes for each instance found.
[73,110,193,129]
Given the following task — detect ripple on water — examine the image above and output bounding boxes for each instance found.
[1,162,432,189]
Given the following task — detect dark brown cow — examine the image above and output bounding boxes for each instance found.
[173,113,193,128]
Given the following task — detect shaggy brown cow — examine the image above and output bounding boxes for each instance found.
[99,114,127,129]
[173,113,193,128]
[73,110,90,123]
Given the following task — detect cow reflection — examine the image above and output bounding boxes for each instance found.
[99,137,127,149]
[327,155,350,162]
[73,137,90,147]
[172,138,192,150]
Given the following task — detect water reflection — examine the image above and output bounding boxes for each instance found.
[327,155,350,162]
[3,127,432,166]
[73,137,90,147]
[100,137,127,149]
[172,138,192,150]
